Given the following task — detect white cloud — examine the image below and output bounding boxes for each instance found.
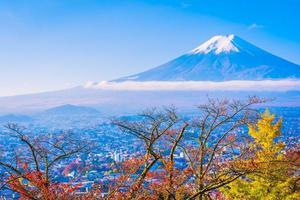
[84,80,300,91]
[84,81,97,88]
[248,23,264,30]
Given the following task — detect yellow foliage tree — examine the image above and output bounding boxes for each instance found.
[222,110,300,200]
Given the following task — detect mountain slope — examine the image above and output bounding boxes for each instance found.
[116,34,300,81]
[38,104,100,116]
[0,114,33,123]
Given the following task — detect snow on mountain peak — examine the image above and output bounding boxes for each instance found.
[115,34,300,82]
[191,34,239,55]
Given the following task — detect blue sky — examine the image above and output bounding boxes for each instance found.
[0,0,300,96]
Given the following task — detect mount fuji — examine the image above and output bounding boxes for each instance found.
[1,34,300,115]
[116,34,300,81]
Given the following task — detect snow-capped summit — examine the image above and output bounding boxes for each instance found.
[191,34,239,54]
[115,34,300,81]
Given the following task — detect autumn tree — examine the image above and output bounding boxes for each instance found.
[0,123,89,200]
[109,96,265,200]
[222,110,300,200]
[110,107,185,199]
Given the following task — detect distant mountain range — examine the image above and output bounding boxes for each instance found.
[116,34,300,81]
